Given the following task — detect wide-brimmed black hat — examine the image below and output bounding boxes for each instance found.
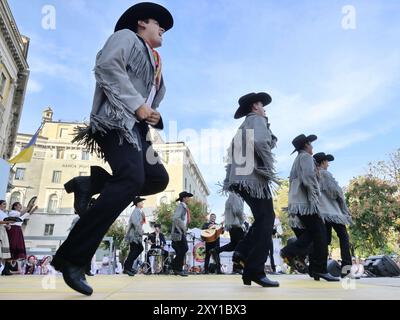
[234,92,272,119]
[133,197,146,205]
[115,2,174,33]
[176,191,193,202]
[154,223,161,228]
[291,134,317,154]
[313,152,334,164]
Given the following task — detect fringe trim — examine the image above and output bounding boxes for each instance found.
[321,213,353,226]
[288,215,305,229]
[72,118,141,160]
[319,170,341,200]
[221,180,275,199]
[126,43,154,93]
[288,203,319,216]
[94,67,138,123]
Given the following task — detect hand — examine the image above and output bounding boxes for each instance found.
[135,103,155,121]
[146,111,161,126]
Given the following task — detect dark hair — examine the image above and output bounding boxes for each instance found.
[132,18,150,33]
[11,202,21,210]
[0,200,6,206]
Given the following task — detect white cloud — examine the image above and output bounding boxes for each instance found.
[27,79,43,93]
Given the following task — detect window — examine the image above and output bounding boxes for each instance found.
[9,192,21,208]
[47,194,58,213]
[52,170,61,183]
[79,172,88,176]
[0,72,7,97]
[185,178,187,190]
[15,168,25,180]
[81,150,90,160]
[189,184,192,193]
[160,196,168,205]
[59,128,68,138]
[44,224,54,236]
[56,147,65,159]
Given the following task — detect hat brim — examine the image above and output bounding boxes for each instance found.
[291,134,318,154]
[133,197,146,205]
[234,92,272,119]
[176,192,194,202]
[115,2,174,33]
[326,154,335,162]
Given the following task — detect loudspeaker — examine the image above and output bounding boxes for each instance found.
[327,259,341,277]
[364,255,400,277]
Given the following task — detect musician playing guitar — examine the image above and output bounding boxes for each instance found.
[202,214,222,274]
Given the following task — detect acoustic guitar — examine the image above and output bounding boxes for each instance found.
[201,224,224,243]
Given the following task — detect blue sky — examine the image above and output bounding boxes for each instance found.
[8,0,400,219]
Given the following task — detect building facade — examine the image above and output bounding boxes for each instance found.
[0,0,29,160]
[7,109,210,252]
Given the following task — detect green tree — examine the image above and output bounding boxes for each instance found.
[154,200,209,235]
[273,180,295,244]
[102,220,129,263]
[346,175,400,256]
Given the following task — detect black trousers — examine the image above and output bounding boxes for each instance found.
[216,226,244,254]
[55,126,169,266]
[283,214,328,274]
[124,242,144,270]
[267,241,276,272]
[171,238,188,272]
[326,222,352,270]
[204,240,219,272]
[234,188,275,278]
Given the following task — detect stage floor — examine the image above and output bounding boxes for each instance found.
[0,274,399,300]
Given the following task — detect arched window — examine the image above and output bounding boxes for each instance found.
[47,194,58,213]
[9,191,21,209]
[160,196,168,205]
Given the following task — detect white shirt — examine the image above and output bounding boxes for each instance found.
[0,209,8,221]
[8,210,30,227]
[181,202,188,226]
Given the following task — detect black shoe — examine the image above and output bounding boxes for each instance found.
[232,266,243,275]
[123,269,136,276]
[173,270,188,277]
[51,255,93,296]
[313,272,340,282]
[1,263,12,276]
[242,276,280,287]
[232,251,246,268]
[341,273,360,279]
[85,271,95,277]
[64,176,92,216]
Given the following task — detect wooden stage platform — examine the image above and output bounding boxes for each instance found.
[0,274,399,300]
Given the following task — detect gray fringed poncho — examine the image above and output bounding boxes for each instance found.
[317,169,353,225]
[288,150,320,217]
[125,208,145,245]
[73,29,166,158]
[223,113,279,199]
[223,192,245,231]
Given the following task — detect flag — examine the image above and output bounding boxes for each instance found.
[8,123,44,164]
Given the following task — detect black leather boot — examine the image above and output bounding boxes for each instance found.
[51,255,93,295]
[242,275,280,287]
[313,272,340,282]
[64,166,111,216]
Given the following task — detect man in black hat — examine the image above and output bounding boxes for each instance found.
[51,2,173,295]
[281,135,339,281]
[170,191,193,276]
[314,152,354,278]
[223,92,279,287]
[123,197,146,276]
